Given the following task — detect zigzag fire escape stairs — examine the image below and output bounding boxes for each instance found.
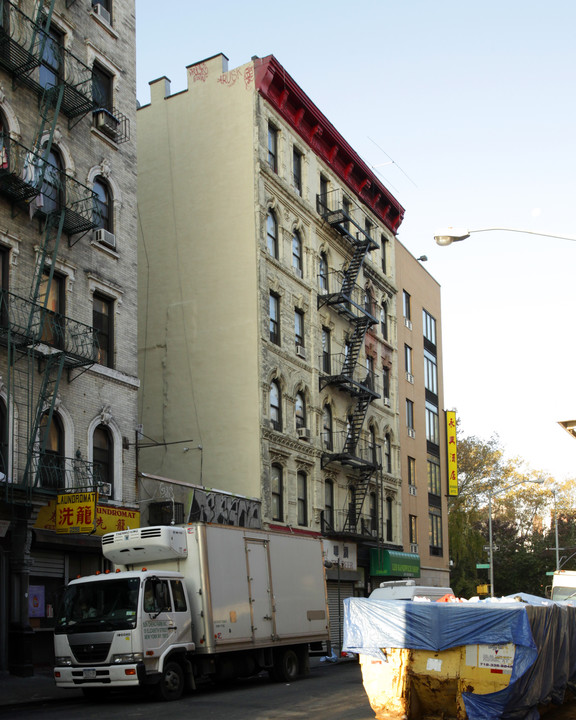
[0,0,103,504]
[317,190,382,536]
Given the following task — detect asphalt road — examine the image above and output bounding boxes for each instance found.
[5,661,376,720]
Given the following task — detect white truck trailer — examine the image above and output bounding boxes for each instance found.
[54,523,330,700]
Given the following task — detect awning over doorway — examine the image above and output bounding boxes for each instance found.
[370,548,420,578]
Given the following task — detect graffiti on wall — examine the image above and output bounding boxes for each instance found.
[188,488,261,528]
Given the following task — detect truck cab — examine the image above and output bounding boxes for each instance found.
[54,569,194,699]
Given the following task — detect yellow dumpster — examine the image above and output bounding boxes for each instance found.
[343,597,576,720]
[360,642,515,719]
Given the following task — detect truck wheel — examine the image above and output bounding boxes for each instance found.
[272,648,299,682]
[156,661,184,701]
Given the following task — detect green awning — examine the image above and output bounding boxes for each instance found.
[370,548,420,578]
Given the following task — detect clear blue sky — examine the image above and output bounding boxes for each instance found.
[136,0,576,481]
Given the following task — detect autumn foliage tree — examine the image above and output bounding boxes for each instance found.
[449,429,568,598]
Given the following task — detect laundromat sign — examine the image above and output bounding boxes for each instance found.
[35,496,140,535]
[56,491,97,533]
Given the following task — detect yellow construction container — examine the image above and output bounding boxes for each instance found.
[360,642,515,720]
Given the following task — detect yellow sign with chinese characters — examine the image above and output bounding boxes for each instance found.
[56,492,97,534]
[36,498,140,535]
[446,410,458,496]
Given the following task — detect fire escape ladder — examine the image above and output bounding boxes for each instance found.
[343,390,373,456]
[21,350,65,494]
[343,467,376,535]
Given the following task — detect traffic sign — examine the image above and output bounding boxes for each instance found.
[476,563,490,569]
[483,545,499,552]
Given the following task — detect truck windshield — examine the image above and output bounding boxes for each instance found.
[552,587,576,602]
[55,577,140,634]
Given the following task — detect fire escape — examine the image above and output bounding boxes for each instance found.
[317,189,382,537]
[0,0,107,503]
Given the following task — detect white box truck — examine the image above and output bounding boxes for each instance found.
[550,570,576,602]
[370,579,454,601]
[54,523,330,700]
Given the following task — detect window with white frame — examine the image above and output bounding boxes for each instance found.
[424,350,438,395]
[406,399,414,432]
[425,402,439,445]
[318,252,328,291]
[294,309,304,349]
[295,392,306,429]
[292,232,302,276]
[266,210,278,258]
[423,309,437,346]
[270,380,281,431]
[269,292,280,345]
[271,464,283,520]
[297,471,307,526]
[293,147,302,194]
[267,124,278,173]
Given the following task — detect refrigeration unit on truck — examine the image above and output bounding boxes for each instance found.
[54,523,330,700]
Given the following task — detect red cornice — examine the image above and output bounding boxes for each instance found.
[254,55,405,234]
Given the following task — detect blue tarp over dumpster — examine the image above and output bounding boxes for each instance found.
[343,597,576,719]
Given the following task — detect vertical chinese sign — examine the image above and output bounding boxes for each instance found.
[445,410,458,496]
[56,492,97,534]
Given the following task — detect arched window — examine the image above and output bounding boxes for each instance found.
[93,424,113,495]
[318,252,328,291]
[322,405,333,450]
[381,302,388,340]
[364,287,373,315]
[292,232,302,276]
[384,433,392,473]
[41,146,63,214]
[270,380,281,431]
[266,210,278,258]
[271,464,283,521]
[39,412,64,489]
[93,176,112,232]
[295,392,305,429]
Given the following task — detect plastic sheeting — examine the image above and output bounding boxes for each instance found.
[343,597,576,719]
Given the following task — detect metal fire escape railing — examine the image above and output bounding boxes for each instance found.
[0,0,102,502]
[317,189,382,535]
[0,0,94,120]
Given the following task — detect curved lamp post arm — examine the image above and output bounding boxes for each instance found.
[435,227,576,246]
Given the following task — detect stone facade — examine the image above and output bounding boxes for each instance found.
[0,0,138,673]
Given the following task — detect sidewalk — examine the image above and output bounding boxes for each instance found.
[0,666,81,707]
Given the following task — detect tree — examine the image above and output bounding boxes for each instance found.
[449,428,559,597]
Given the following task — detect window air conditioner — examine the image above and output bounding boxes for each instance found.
[404,318,413,330]
[406,372,414,383]
[408,485,417,496]
[98,482,112,498]
[94,109,119,140]
[408,428,416,438]
[93,3,111,24]
[383,397,391,407]
[297,427,311,440]
[296,345,306,360]
[410,543,419,554]
[94,228,116,249]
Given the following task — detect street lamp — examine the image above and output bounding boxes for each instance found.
[487,477,545,598]
[434,227,576,246]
